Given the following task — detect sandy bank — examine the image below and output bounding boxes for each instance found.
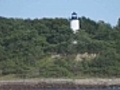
[0,78,120,90]
[0,78,120,85]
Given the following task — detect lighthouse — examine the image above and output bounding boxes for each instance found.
[70,12,80,33]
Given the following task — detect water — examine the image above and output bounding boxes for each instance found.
[25,89,120,90]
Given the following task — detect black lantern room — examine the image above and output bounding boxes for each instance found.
[71,12,78,20]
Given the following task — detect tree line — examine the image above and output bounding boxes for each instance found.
[0,16,120,78]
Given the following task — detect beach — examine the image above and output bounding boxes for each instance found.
[0,78,120,89]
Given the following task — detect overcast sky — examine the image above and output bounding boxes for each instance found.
[0,0,120,26]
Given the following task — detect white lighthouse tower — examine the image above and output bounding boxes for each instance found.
[70,12,80,33]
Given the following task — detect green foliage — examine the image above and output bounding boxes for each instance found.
[0,16,120,78]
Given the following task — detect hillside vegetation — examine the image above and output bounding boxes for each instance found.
[0,16,120,78]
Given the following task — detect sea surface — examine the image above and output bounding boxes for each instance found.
[21,88,120,90]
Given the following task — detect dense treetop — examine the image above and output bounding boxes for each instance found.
[0,16,120,78]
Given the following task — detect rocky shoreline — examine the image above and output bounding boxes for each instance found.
[0,79,120,90]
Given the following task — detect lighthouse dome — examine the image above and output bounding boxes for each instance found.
[71,12,78,20]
